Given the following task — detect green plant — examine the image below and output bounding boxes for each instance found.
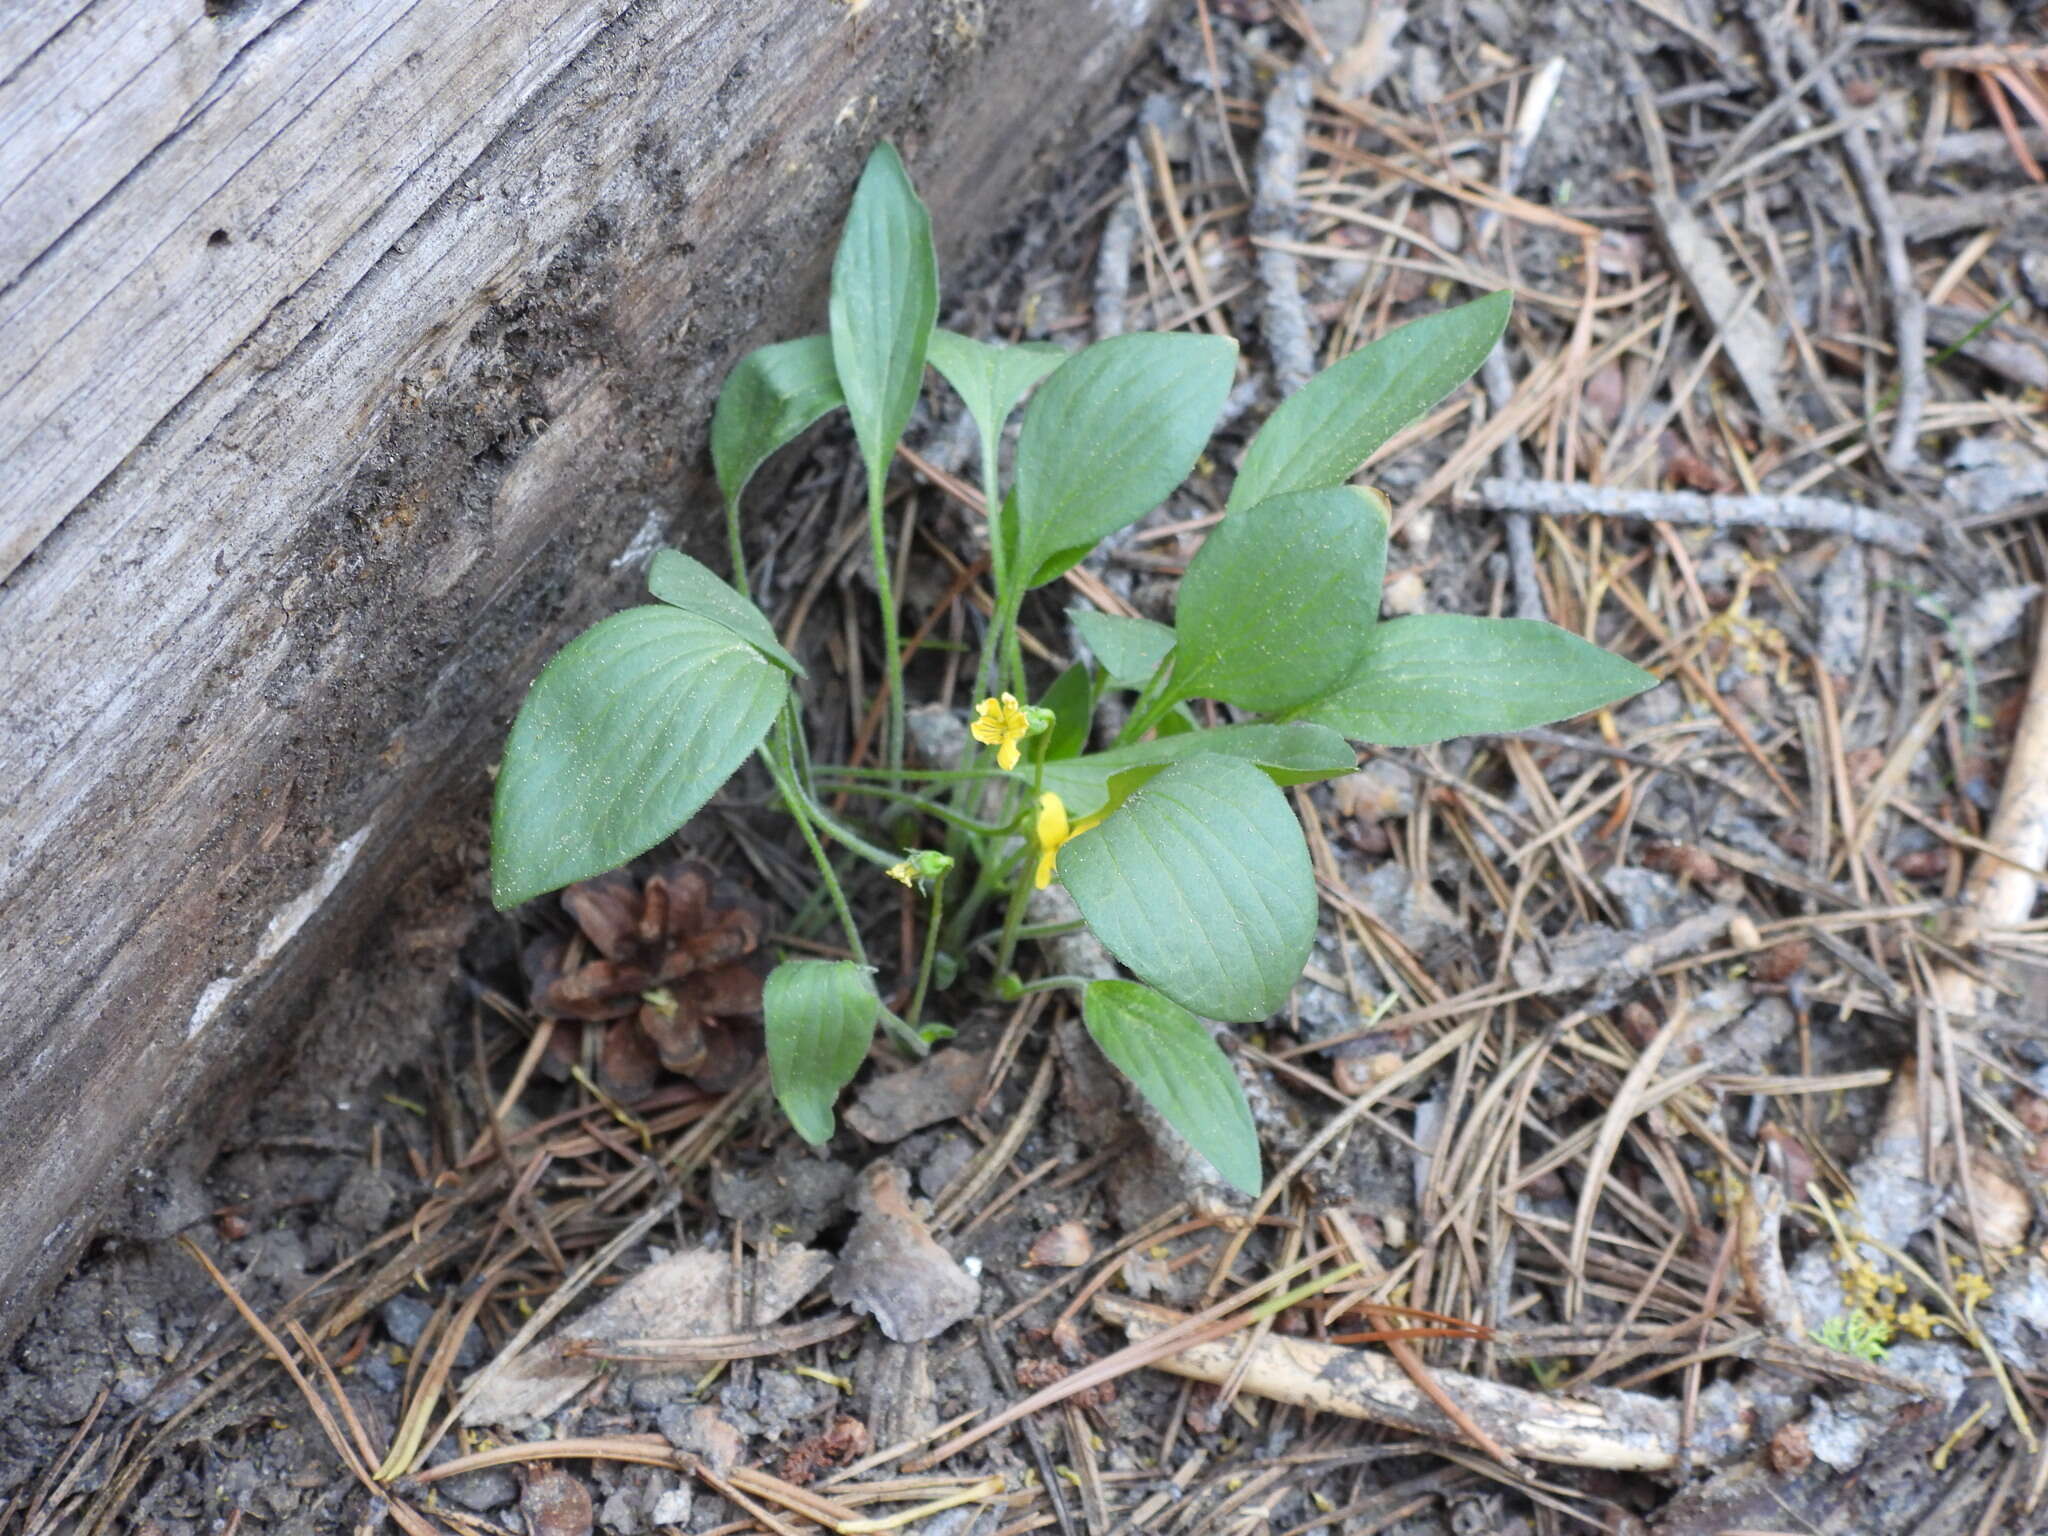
[490,143,1655,1194]
[1811,1310,1893,1362]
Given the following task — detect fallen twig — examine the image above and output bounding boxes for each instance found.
[1894,184,2048,241]
[1095,1295,1704,1473]
[1252,63,1318,396]
[1940,596,2048,1009]
[1467,478,1926,556]
[1093,165,1141,341]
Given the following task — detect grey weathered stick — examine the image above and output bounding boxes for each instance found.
[1624,48,1788,434]
[1093,165,1142,341]
[1252,64,1317,397]
[1469,478,1927,556]
[1096,1294,1698,1472]
[1889,126,2048,171]
[1652,194,1791,434]
[1894,185,2048,241]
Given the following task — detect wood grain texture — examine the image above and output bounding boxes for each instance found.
[0,0,1161,1345]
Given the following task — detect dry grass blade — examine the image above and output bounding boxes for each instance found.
[377,1269,505,1479]
[1565,1003,1691,1319]
[179,1237,441,1535]
[411,1433,679,1482]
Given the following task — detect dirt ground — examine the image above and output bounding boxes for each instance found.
[8,1,2048,1532]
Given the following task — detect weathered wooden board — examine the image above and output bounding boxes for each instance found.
[0,0,1162,1344]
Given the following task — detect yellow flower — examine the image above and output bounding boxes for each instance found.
[971,693,1030,771]
[1033,792,1102,889]
[1953,1270,1993,1310]
[887,850,955,891]
[1896,1302,1938,1340]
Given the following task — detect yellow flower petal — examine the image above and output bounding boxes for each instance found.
[1034,793,1070,890]
[972,693,1031,768]
[1032,793,1105,888]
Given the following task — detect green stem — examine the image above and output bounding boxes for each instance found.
[827,763,1012,785]
[876,1007,932,1059]
[725,494,750,600]
[939,847,1003,957]
[813,780,1017,837]
[999,972,1091,999]
[782,696,819,799]
[993,855,1037,980]
[1005,591,1028,700]
[990,585,1030,701]
[783,774,901,871]
[867,462,906,785]
[973,916,1085,952]
[763,737,865,967]
[1116,670,1182,747]
[905,878,946,1033]
[976,431,1011,698]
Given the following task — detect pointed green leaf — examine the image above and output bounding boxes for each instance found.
[927,330,1065,449]
[1040,662,1098,761]
[1293,615,1656,746]
[1229,290,1512,512]
[1082,980,1261,1195]
[1071,608,1176,689]
[1170,486,1388,713]
[829,144,939,485]
[647,549,804,675]
[1059,756,1316,1022]
[765,959,880,1145]
[1013,333,1237,588]
[1035,721,1355,822]
[491,607,789,908]
[711,335,844,515]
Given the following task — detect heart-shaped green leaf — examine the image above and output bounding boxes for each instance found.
[1035,721,1355,822]
[1170,486,1388,713]
[1070,608,1176,689]
[711,335,844,516]
[765,959,880,1145]
[1058,755,1316,1022]
[927,330,1065,451]
[1293,615,1656,745]
[830,143,939,487]
[491,607,790,907]
[1082,980,1261,1195]
[1013,333,1237,588]
[1229,290,1511,512]
[647,549,803,675]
